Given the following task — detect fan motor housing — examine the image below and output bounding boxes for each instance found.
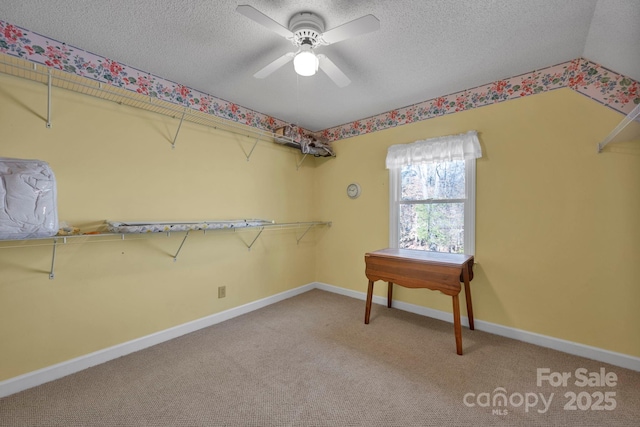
[289,12,325,47]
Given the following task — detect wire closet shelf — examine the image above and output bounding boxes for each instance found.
[0,53,290,148]
[0,221,332,279]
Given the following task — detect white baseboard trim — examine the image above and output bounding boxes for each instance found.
[0,283,315,399]
[2,281,638,398]
[314,281,640,372]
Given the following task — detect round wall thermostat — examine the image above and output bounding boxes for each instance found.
[347,183,361,199]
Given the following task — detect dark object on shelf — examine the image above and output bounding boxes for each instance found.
[274,125,335,157]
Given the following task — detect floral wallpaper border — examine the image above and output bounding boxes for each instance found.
[1,19,638,143]
[320,59,639,142]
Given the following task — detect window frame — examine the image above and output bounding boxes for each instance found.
[389,158,476,255]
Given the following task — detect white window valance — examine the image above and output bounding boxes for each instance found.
[385,130,482,169]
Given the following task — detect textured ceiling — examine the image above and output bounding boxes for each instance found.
[0,0,638,131]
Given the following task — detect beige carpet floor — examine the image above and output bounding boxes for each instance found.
[1,289,638,426]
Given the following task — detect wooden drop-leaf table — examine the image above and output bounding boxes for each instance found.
[364,248,475,355]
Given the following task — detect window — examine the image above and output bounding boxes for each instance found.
[387,131,481,255]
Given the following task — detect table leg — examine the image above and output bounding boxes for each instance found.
[452,294,463,355]
[364,280,374,324]
[462,264,474,330]
[387,282,393,308]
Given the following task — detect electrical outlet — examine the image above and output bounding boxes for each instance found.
[218,286,226,299]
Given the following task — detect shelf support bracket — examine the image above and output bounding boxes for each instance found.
[173,230,190,261]
[597,103,640,152]
[296,153,308,170]
[172,107,187,149]
[49,238,58,279]
[46,69,52,129]
[246,227,264,251]
[296,224,315,245]
[244,137,260,161]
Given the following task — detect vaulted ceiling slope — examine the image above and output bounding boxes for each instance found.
[0,1,638,132]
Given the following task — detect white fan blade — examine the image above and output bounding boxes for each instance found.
[322,14,380,45]
[236,5,293,39]
[317,55,351,88]
[254,52,295,79]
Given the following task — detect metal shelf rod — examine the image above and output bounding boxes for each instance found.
[172,108,187,149]
[296,224,315,244]
[296,153,308,170]
[173,230,190,261]
[49,238,57,280]
[597,103,640,152]
[245,137,260,161]
[245,227,265,251]
[46,68,52,129]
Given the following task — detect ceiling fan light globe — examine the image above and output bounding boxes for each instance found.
[293,51,319,76]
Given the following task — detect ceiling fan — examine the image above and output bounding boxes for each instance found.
[236,5,380,88]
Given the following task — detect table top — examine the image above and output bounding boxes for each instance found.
[365,248,474,268]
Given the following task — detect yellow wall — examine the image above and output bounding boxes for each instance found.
[314,88,640,358]
[1,72,639,382]
[0,74,321,380]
